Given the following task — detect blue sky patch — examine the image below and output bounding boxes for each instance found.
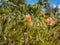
[25,0,60,6]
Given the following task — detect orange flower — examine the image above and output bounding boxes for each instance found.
[25,14,33,26]
[25,14,31,22]
[45,17,54,25]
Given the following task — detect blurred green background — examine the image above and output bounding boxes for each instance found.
[0,0,60,45]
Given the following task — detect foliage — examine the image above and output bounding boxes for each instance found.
[0,0,60,45]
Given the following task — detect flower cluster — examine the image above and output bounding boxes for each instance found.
[25,14,33,26]
[45,17,54,25]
